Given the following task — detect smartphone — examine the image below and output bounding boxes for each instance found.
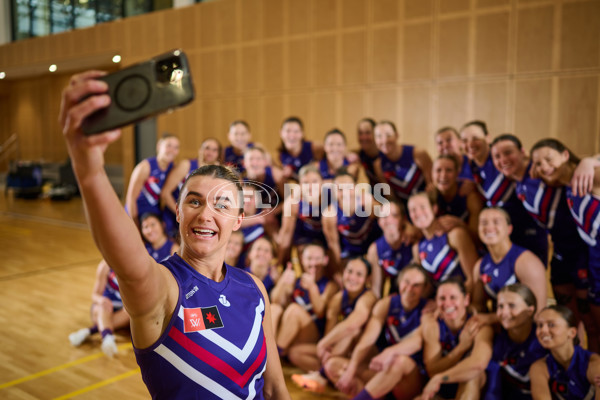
[82,49,195,135]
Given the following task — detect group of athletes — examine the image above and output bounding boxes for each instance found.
[63,70,600,399]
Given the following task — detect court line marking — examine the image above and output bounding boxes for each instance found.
[52,368,141,400]
[0,343,133,389]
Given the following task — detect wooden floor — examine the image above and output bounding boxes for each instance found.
[0,192,345,399]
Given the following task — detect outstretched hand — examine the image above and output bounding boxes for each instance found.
[59,71,121,173]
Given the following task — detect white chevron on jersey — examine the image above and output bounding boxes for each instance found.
[388,163,419,188]
[478,173,515,206]
[177,298,265,363]
[521,183,561,229]
[569,195,600,246]
[155,344,244,400]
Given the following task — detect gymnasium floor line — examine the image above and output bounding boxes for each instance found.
[0,211,90,230]
[0,258,100,281]
[0,343,133,389]
[52,368,141,400]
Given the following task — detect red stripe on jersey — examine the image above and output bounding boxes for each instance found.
[584,199,600,234]
[168,326,267,388]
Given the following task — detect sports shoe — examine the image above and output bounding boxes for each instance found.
[68,328,91,346]
[291,371,327,393]
[101,334,118,358]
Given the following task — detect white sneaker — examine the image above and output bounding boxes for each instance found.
[101,334,118,358]
[69,328,91,346]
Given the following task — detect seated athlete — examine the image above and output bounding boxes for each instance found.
[68,213,178,357]
[485,284,548,399]
[290,258,377,390]
[270,243,338,369]
[224,230,244,268]
[222,119,253,174]
[434,126,473,181]
[276,164,326,266]
[326,264,432,399]
[278,116,324,181]
[244,237,280,294]
[366,199,415,298]
[472,207,547,321]
[366,277,494,400]
[408,191,477,294]
[313,128,360,182]
[530,305,600,399]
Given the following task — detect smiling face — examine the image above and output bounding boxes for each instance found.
[407,194,436,230]
[200,139,221,164]
[435,129,462,157]
[374,123,398,155]
[378,202,403,241]
[436,282,469,323]
[225,232,244,263]
[324,133,347,162]
[398,268,427,309]
[432,158,458,193]
[478,208,512,246]
[357,121,375,150]
[460,125,488,163]
[491,140,525,178]
[342,259,369,294]
[281,121,304,150]
[244,148,267,176]
[334,174,356,209]
[157,137,180,164]
[535,308,577,350]
[177,175,243,260]
[141,215,165,245]
[228,123,251,150]
[530,147,570,185]
[300,170,322,200]
[248,237,274,269]
[496,291,534,331]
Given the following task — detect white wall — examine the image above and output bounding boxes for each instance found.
[0,1,11,45]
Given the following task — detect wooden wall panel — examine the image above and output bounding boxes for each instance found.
[402,86,431,144]
[342,0,367,29]
[1,0,600,180]
[514,79,552,150]
[312,92,337,137]
[288,40,310,88]
[371,88,398,121]
[405,0,433,20]
[440,0,470,14]
[263,43,284,90]
[475,12,510,75]
[560,1,600,70]
[342,31,367,85]
[438,17,469,78]
[474,81,509,134]
[372,27,398,82]
[241,45,260,92]
[438,84,469,132]
[403,23,431,80]
[557,76,598,156]
[241,0,262,42]
[373,0,398,23]
[288,0,310,35]
[263,0,284,39]
[313,36,337,87]
[312,0,338,32]
[516,5,554,73]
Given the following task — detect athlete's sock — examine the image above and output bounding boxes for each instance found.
[353,388,376,400]
[101,328,113,339]
[89,325,99,335]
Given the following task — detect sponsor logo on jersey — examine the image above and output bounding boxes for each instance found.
[183,306,224,333]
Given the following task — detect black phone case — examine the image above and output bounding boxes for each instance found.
[82,49,194,135]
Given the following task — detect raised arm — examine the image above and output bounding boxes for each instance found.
[161,159,190,214]
[529,358,551,400]
[448,226,477,295]
[514,251,548,314]
[470,259,487,313]
[60,71,176,348]
[366,242,382,297]
[322,204,342,269]
[124,160,150,224]
[414,146,433,187]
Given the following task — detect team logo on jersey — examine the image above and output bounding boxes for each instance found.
[183,306,224,333]
[219,294,231,307]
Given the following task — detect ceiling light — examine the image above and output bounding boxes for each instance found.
[0,72,5,79]
[49,64,57,72]
[112,55,121,63]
